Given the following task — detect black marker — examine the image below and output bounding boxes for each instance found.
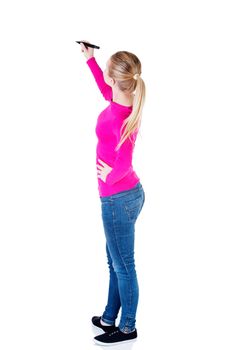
[76,41,100,49]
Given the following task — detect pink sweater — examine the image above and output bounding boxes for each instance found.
[86,56,140,197]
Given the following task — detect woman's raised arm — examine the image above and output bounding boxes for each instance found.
[86,57,112,101]
[80,41,112,101]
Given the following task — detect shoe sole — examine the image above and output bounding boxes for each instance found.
[93,338,137,346]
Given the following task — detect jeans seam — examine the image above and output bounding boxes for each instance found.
[111,200,130,276]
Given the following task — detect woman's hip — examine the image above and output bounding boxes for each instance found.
[100,182,145,224]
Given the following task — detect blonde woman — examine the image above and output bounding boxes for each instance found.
[80,41,146,346]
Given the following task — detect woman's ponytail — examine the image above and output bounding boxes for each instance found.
[107,51,146,152]
[115,75,145,151]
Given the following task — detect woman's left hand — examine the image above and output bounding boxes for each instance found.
[97,158,113,182]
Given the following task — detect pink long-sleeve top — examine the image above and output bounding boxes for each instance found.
[86,56,140,197]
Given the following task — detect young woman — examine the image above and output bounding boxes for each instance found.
[80,41,146,346]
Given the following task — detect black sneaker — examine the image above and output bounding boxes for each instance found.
[91,316,117,333]
[93,327,137,346]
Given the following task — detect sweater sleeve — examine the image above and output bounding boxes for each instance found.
[104,132,137,186]
[86,56,113,101]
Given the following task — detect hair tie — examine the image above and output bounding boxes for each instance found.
[133,73,140,80]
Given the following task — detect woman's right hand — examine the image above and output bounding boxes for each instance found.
[80,40,94,60]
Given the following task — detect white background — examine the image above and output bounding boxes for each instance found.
[0,1,233,349]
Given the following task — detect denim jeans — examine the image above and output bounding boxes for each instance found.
[99,182,145,333]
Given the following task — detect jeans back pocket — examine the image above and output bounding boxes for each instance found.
[124,192,145,222]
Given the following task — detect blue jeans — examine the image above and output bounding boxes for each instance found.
[99,182,145,333]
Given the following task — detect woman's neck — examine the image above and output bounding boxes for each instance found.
[112,88,134,106]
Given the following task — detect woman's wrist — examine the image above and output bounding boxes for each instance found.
[86,56,94,61]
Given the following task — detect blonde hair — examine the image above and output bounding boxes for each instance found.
[108,51,146,151]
